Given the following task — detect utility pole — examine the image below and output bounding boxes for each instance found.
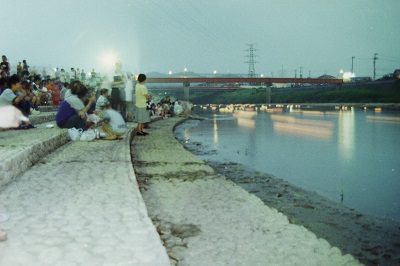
[351,56,355,73]
[295,69,297,78]
[373,53,378,80]
[245,44,258,78]
[299,67,303,78]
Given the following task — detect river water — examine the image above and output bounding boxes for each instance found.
[181,105,400,222]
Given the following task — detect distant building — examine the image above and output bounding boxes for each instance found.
[393,69,400,79]
[317,74,336,79]
[350,77,372,83]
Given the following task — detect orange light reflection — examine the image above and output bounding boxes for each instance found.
[271,114,333,140]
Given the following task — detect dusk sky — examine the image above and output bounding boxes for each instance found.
[2,0,400,78]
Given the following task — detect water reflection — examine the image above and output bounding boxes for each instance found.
[183,106,400,221]
[271,114,334,140]
[213,114,218,144]
[366,115,400,124]
[233,110,257,129]
[338,110,355,162]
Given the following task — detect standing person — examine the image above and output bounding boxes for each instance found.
[80,69,86,84]
[22,60,30,77]
[54,68,61,78]
[70,68,77,82]
[124,73,134,122]
[135,74,150,136]
[60,69,67,82]
[110,61,126,119]
[0,55,10,76]
[16,62,22,77]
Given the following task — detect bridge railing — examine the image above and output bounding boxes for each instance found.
[146,77,343,84]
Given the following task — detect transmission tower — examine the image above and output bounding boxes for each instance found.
[245,44,258,78]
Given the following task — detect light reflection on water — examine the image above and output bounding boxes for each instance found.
[185,105,400,222]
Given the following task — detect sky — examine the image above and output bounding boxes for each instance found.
[2,0,400,78]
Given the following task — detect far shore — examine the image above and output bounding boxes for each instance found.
[198,102,400,110]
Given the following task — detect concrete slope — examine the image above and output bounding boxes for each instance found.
[0,121,169,265]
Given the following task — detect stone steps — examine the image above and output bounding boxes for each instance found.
[0,120,169,265]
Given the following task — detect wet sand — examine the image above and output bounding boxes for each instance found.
[175,120,400,266]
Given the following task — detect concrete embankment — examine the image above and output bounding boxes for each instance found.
[0,114,169,265]
[132,117,360,265]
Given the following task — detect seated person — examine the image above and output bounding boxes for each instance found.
[51,85,61,106]
[98,103,127,140]
[55,83,96,130]
[0,77,7,94]
[96,88,110,111]
[38,81,50,105]
[29,80,41,110]
[0,105,23,128]
[0,74,33,129]
[20,81,40,114]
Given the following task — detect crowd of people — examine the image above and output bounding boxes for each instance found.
[0,55,193,136]
[0,56,195,240]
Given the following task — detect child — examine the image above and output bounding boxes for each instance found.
[98,103,127,140]
[96,88,110,111]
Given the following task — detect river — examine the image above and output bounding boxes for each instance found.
[180,104,400,222]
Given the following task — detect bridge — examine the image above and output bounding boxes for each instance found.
[145,77,343,102]
[146,77,343,84]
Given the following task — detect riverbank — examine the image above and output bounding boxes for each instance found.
[133,117,359,265]
[188,79,400,105]
[174,119,400,266]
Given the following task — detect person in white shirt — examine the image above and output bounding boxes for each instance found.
[98,103,127,140]
[96,88,110,111]
[0,105,24,128]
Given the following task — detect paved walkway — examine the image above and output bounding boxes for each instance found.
[0,114,169,265]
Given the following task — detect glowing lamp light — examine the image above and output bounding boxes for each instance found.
[342,71,355,82]
[101,52,118,72]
